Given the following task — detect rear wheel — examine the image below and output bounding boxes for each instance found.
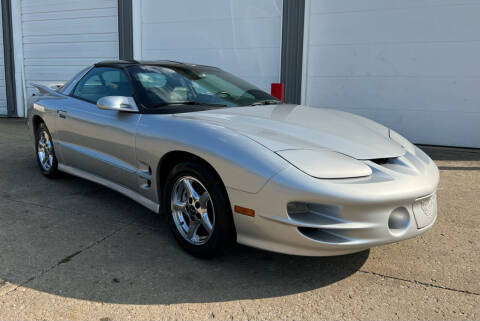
[35,123,59,178]
[163,162,235,258]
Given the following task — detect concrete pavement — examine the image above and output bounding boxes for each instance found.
[0,119,478,320]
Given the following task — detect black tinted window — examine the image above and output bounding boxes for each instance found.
[127,65,278,108]
[73,67,133,103]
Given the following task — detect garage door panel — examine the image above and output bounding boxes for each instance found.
[21,0,116,13]
[24,58,110,67]
[141,0,282,22]
[309,5,480,45]
[22,16,118,36]
[23,42,118,59]
[310,0,480,14]
[304,1,479,147]
[307,43,480,78]
[142,18,282,51]
[306,77,480,114]
[22,7,117,21]
[23,33,117,44]
[20,0,119,102]
[139,0,282,92]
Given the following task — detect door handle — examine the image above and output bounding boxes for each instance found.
[57,110,67,119]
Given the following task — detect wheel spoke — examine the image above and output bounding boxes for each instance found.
[199,211,214,235]
[42,154,49,165]
[199,191,210,209]
[187,220,200,240]
[183,178,200,200]
[172,200,186,213]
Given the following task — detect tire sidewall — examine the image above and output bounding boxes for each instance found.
[163,162,234,258]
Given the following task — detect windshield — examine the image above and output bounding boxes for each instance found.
[127,65,280,108]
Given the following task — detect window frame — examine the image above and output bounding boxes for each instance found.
[70,66,136,105]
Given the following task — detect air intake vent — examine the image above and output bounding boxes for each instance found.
[284,202,376,244]
[371,158,392,165]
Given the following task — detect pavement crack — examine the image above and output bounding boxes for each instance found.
[1,220,135,297]
[57,250,82,264]
[359,269,479,296]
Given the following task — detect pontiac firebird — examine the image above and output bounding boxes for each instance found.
[27,60,439,257]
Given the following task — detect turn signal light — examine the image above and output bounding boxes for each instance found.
[234,205,255,217]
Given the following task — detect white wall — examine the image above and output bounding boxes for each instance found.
[134,0,283,92]
[18,0,119,103]
[302,0,480,148]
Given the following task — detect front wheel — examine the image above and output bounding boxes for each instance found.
[35,123,59,178]
[163,162,235,258]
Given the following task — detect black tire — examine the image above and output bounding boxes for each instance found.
[35,122,60,178]
[163,161,235,258]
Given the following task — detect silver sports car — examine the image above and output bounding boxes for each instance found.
[27,60,439,257]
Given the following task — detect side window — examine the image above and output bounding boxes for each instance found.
[73,67,134,103]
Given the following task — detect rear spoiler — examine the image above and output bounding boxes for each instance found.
[31,83,64,97]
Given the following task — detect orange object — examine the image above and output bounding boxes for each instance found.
[234,205,255,217]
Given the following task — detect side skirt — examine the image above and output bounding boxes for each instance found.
[58,163,160,214]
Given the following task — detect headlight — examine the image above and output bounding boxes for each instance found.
[389,129,432,163]
[276,149,372,179]
[389,129,415,154]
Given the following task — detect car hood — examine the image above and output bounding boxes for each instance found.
[175,104,405,160]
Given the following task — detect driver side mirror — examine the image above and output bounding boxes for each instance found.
[97,96,139,113]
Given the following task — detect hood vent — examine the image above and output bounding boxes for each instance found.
[371,158,394,165]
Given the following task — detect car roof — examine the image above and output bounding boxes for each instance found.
[94,60,219,70]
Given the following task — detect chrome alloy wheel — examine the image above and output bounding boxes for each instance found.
[171,176,215,245]
[37,129,54,171]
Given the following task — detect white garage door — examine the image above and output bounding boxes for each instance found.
[302,0,480,148]
[136,0,283,92]
[0,12,7,116]
[20,0,119,98]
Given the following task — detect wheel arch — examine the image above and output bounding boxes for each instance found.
[156,150,236,237]
[32,115,45,136]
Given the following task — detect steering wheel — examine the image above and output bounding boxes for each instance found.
[214,91,232,98]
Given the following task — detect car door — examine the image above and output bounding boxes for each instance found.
[55,67,141,191]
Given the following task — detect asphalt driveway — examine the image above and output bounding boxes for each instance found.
[0,118,478,320]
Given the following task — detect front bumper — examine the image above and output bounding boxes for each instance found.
[228,147,439,256]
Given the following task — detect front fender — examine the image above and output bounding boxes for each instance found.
[135,114,290,197]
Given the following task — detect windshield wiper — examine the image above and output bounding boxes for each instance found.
[250,100,281,106]
[195,103,228,107]
[153,101,227,107]
[152,101,194,107]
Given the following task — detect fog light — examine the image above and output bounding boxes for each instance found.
[388,207,410,236]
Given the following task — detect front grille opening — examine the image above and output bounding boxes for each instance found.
[287,202,343,226]
[287,202,341,219]
[370,156,419,175]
